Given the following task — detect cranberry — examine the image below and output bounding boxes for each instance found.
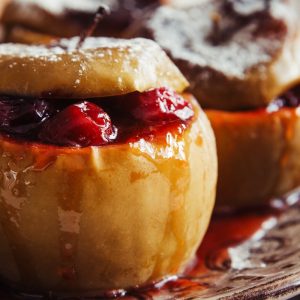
[39,101,116,147]
[130,87,194,123]
[0,98,52,135]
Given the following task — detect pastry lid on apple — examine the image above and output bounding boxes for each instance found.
[0,37,217,295]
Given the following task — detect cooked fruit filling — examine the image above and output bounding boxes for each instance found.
[0,87,194,147]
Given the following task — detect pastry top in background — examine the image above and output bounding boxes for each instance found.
[1,0,158,38]
[128,0,300,110]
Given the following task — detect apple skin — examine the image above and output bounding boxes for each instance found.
[0,97,217,294]
[207,107,300,207]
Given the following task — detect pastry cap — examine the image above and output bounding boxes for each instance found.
[0,37,189,98]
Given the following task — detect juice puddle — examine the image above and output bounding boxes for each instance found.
[187,211,274,275]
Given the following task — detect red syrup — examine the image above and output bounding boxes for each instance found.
[187,210,275,275]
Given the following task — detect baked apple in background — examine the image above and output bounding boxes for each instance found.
[128,0,300,207]
[207,96,300,207]
[0,0,204,45]
[0,37,217,294]
[129,0,300,111]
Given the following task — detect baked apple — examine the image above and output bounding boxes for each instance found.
[207,88,300,206]
[127,0,300,207]
[0,37,217,294]
[129,0,300,110]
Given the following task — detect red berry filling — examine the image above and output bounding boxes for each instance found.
[130,87,194,123]
[39,102,117,147]
[0,98,53,135]
[0,87,194,147]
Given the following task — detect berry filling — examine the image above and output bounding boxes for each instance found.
[0,87,194,147]
[39,102,117,147]
[129,88,194,123]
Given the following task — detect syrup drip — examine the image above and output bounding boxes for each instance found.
[56,172,83,288]
[0,151,40,289]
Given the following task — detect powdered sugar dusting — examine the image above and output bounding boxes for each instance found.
[147,0,291,78]
[12,0,113,15]
[0,37,158,60]
[0,37,187,97]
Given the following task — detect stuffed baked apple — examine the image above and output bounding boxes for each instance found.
[0,37,217,294]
